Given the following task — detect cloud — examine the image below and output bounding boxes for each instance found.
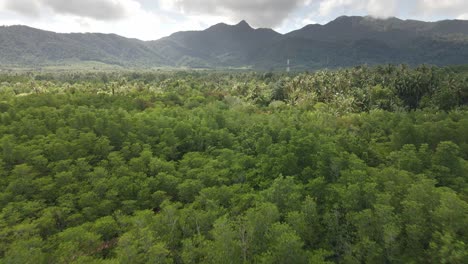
[318,0,398,18]
[3,0,40,17]
[44,0,134,20]
[316,0,468,19]
[163,0,310,28]
[417,0,468,17]
[458,13,468,20]
[319,0,362,16]
[2,0,139,20]
[366,0,397,18]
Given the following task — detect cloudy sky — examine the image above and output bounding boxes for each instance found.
[1,0,468,40]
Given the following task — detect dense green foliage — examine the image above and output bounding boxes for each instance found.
[0,65,467,263]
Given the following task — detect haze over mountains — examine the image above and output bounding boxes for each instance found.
[1,16,468,70]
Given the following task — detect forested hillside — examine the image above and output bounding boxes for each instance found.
[0,26,166,67]
[2,16,468,69]
[0,65,467,263]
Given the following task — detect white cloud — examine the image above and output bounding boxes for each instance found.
[458,13,468,20]
[367,0,397,18]
[417,0,468,16]
[316,0,468,19]
[44,0,136,21]
[3,0,40,17]
[1,0,139,20]
[162,0,311,28]
[0,0,175,40]
[318,0,398,18]
[319,0,363,16]
[302,18,318,25]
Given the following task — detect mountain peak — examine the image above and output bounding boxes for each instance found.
[205,20,253,32]
[331,15,364,23]
[235,20,252,29]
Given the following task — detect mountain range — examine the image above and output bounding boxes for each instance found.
[1,16,468,70]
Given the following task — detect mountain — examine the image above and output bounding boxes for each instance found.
[1,16,468,70]
[260,16,468,69]
[148,20,282,68]
[0,25,167,67]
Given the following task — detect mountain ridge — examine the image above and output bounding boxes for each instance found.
[1,16,468,70]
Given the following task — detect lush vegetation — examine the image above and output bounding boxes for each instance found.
[0,65,467,263]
